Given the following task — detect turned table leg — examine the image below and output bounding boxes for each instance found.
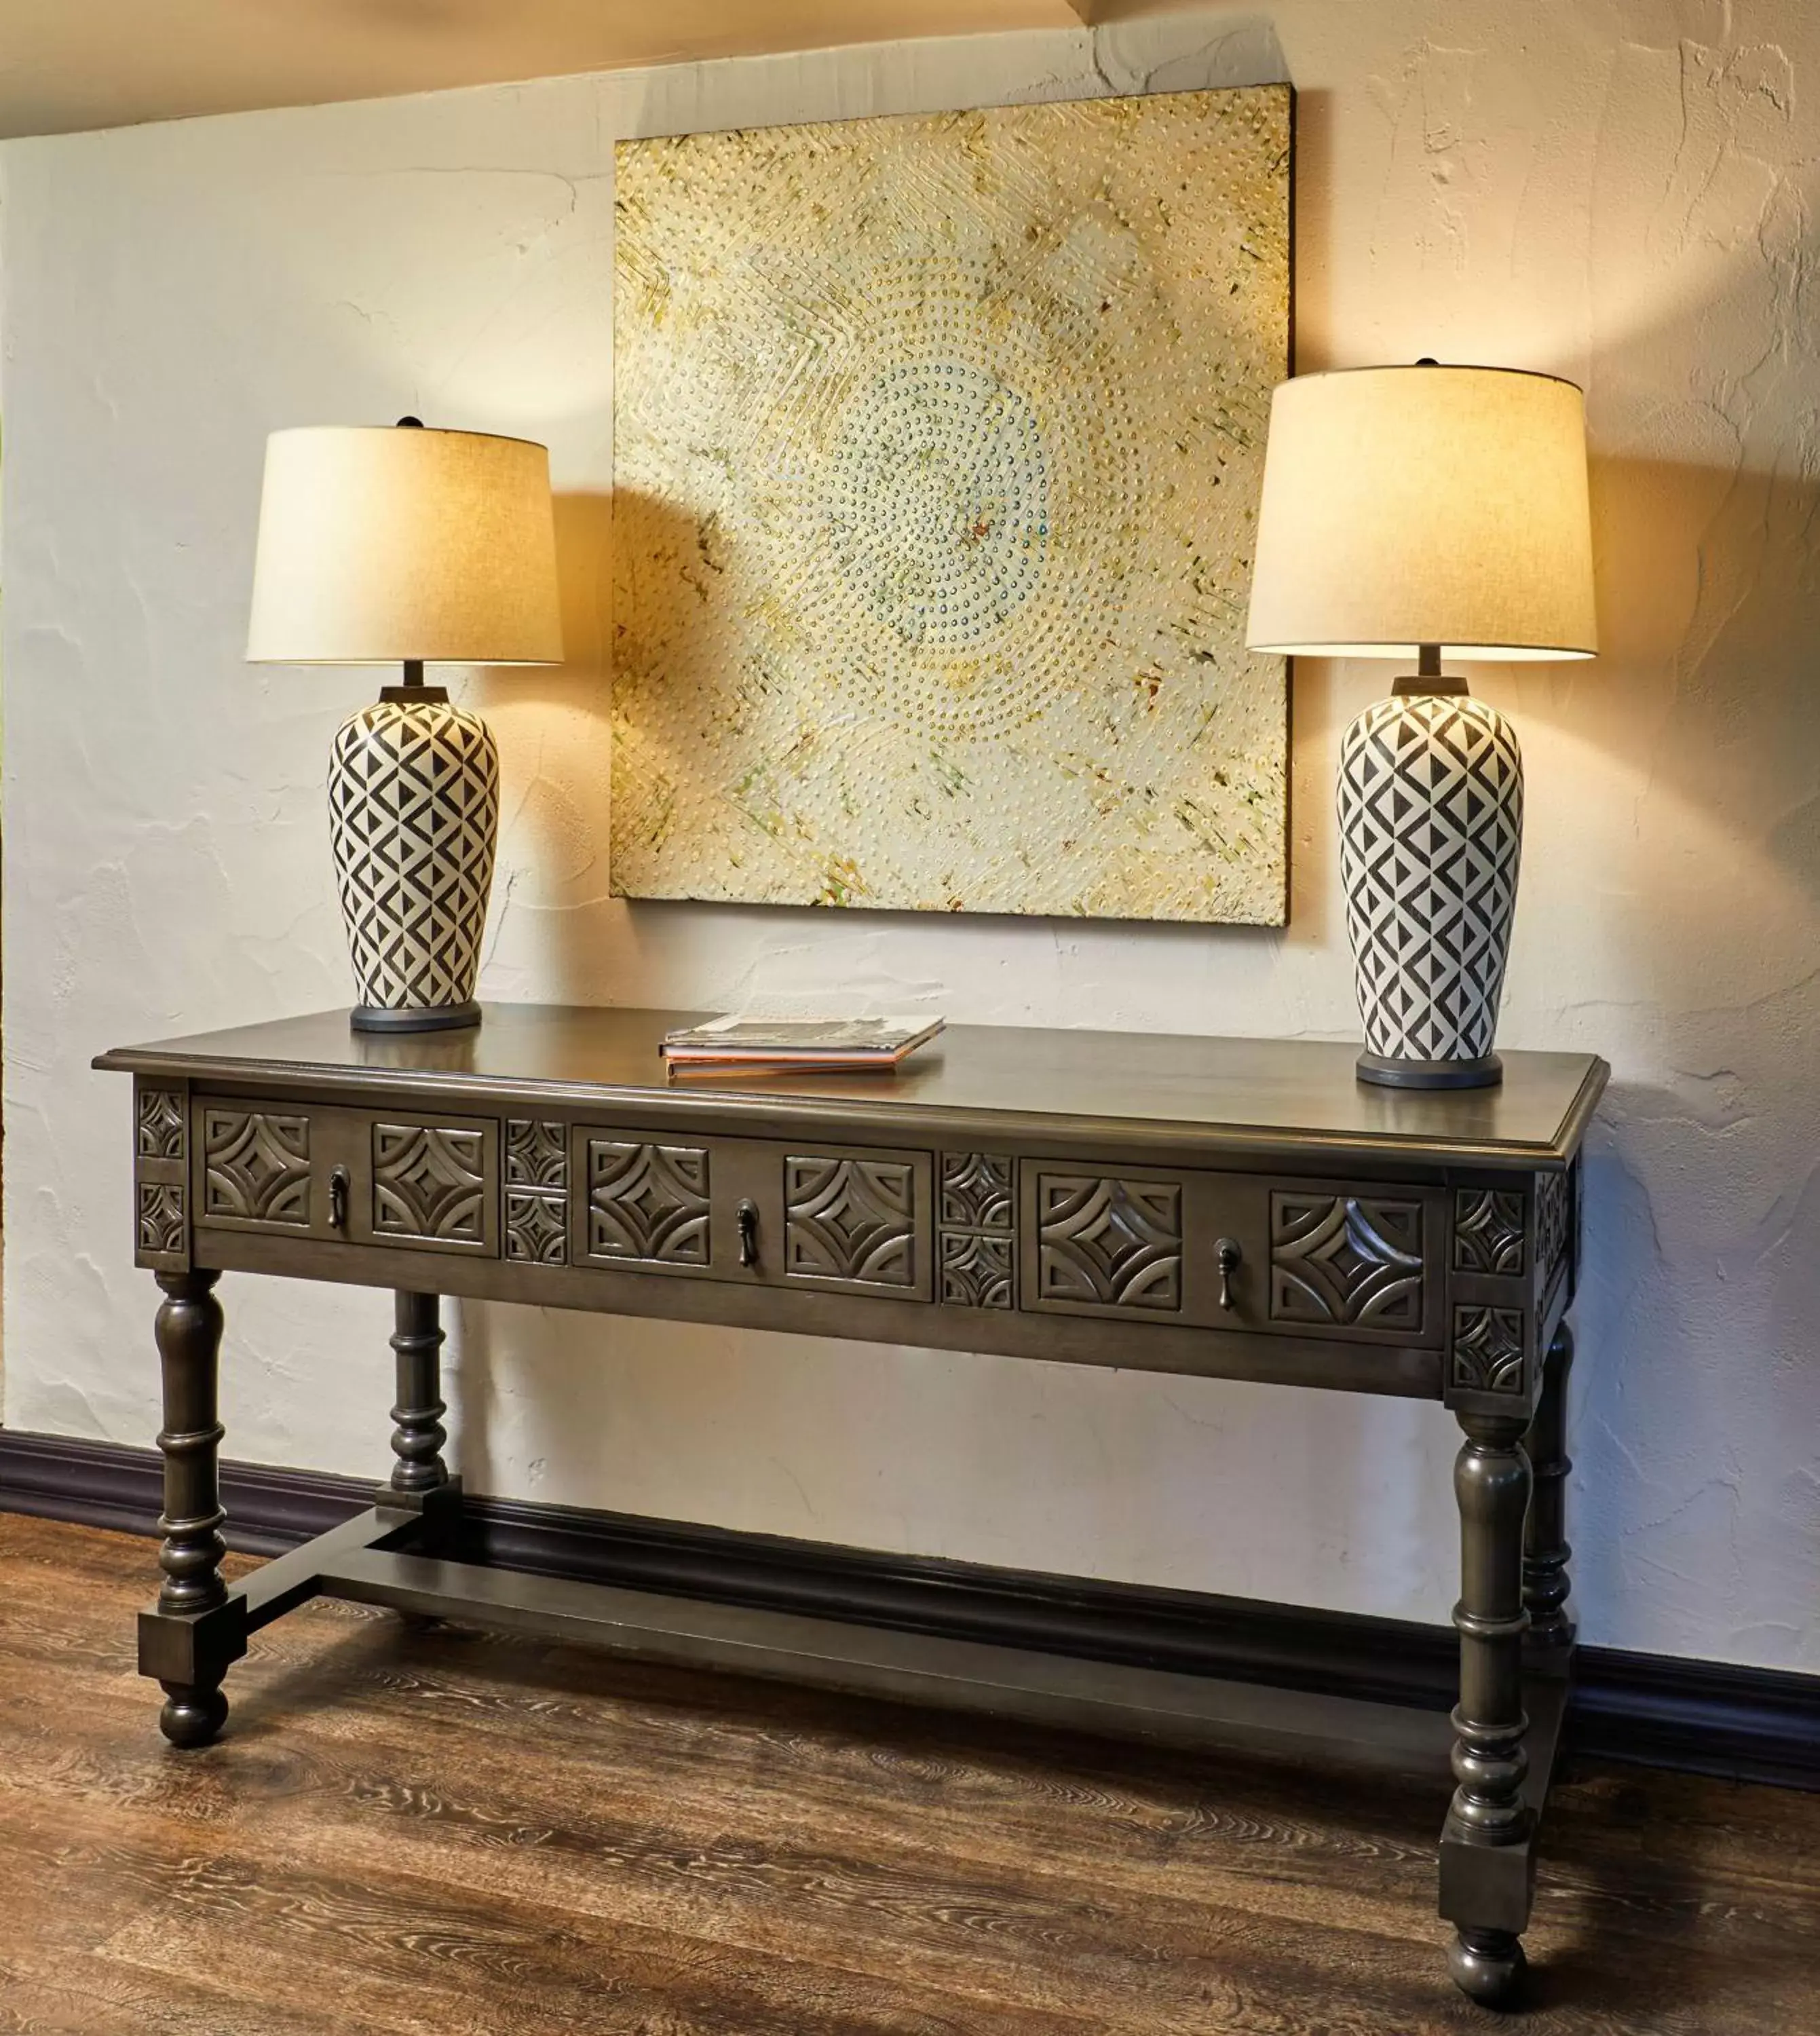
[1523,1323,1576,1667]
[387,1291,451,1502]
[151,1268,231,1748]
[1443,1411,1534,2007]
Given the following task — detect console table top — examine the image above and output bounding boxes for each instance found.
[98,1004,1606,1168]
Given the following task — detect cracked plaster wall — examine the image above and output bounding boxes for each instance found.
[3,0,1816,1667]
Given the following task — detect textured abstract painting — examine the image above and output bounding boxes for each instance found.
[611,86,1291,922]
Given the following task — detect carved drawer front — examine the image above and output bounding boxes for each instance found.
[580,1137,713,1270]
[195,1104,320,1234]
[358,1112,499,1258]
[1019,1163,1443,1342]
[780,1148,933,1300]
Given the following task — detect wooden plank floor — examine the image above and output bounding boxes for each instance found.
[1,1514,1816,2033]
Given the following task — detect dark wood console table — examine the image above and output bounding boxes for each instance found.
[98,1006,1606,2006]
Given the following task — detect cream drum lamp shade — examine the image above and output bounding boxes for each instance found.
[1245,366,1596,662]
[246,426,563,666]
[246,421,563,1035]
[1243,363,1598,1095]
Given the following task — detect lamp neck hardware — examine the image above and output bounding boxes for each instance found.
[1392,643,1470,699]
[395,423,430,696]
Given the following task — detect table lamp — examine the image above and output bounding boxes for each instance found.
[246,421,563,1031]
[1246,364,1597,1089]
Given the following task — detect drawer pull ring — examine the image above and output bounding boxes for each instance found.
[1215,1237,1241,1311]
[737,1199,759,1268]
[329,1166,349,1234]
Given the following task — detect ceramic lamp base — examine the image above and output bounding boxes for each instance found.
[1338,689,1523,1091]
[328,684,499,1033]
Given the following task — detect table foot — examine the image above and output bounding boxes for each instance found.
[1449,1927,1527,2007]
[159,1678,228,1749]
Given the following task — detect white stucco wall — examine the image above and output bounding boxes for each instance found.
[3,1,1816,1668]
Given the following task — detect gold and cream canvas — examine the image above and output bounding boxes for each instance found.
[611,86,1291,922]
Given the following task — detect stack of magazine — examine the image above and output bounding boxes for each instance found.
[660,1014,945,1077]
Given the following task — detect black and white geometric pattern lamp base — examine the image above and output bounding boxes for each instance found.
[328,687,500,1033]
[1338,692,1523,1090]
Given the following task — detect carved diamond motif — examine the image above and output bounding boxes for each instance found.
[941,1229,1013,1309]
[506,1189,569,1266]
[1536,1169,1572,1292]
[1454,1188,1527,1276]
[1037,1175,1182,1312]
[1270,1192,1422,1330]
[940,1152,1012,1232]
[784,1157,917,1288]
[506,1118,568,1191]
[373,1123,487,1244]
[203,1110,313,1226]
[137,1182,186,1257]
[587,1141,710,1265]
[1453,1304,1527,1395]
[136,1089,185,1161]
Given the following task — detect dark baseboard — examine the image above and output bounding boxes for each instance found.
[3,1426,1814,1791]
[0,1427,363,1557]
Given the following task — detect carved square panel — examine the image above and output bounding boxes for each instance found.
[941,1228,1013,1310]
[136,1088,185,1161]
[137,1181,186,1257]
[1270,1192,1422,1331]
[1453,1304,1527,1395]
[506,1190,569,1266]
[202,1108,312,1228]
[940,1152,1012,1232]
[784,1156,919,1289]
[373,1123,487,1245]
[586,1140,710,1266]
[1536,1168,1572,1292]
[1036,1173,1182,1313]
[1454,1188,1527,1276]
[507,1118,569,1191]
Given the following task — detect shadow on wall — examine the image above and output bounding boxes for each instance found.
[1515,441,1820,1661]
[1526,451,1820,894]
[468,490,615,1004]
[601,484,709,909]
